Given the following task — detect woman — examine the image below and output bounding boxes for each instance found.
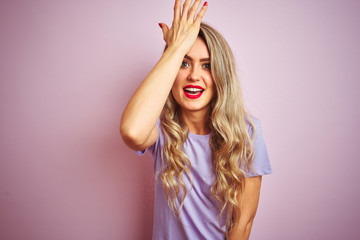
[120,0,272,239]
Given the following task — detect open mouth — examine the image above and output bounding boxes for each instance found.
[183,85,204,99]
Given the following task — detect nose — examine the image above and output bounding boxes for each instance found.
[187,66,201,82]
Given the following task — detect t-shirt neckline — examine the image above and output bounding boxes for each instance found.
[188,131,211,140]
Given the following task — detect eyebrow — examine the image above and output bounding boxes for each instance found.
[184,55,210,62]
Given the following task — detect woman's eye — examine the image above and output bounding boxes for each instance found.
[181,61,190,67]
[203,63,211,69]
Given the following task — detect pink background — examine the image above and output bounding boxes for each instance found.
[1,0,359,239]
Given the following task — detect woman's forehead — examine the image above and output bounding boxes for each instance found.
[186,38,210,60]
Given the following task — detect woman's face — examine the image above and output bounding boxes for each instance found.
[171,37,215,115]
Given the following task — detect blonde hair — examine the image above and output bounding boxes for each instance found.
[160,22,257,237]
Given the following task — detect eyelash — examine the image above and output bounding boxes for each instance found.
[181,61,211,70]
[203,63,211,69]
[181,61,190,68]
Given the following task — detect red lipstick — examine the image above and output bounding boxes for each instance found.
[183,85,204,99]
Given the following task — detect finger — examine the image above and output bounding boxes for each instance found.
[194,1,208,25]
[181,0,192,21]
[162,23,170,38]
[187,0,202,21]
[159,23,170,43]
[173,0,181,23]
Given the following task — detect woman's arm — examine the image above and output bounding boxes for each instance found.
[228,176,262,240]
[120,0,208,151]
[120,46,186,151]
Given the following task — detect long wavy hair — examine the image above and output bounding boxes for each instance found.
[160,22,257,237]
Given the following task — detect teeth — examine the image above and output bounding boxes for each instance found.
[184,88,203,92]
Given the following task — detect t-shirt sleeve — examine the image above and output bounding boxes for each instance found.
[244,117,273,177]
[135,120,163,160]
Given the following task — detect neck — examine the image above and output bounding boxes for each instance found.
[181,109,211,135]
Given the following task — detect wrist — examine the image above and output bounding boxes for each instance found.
[163,44,187,58]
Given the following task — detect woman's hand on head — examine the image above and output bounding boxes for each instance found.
[159,0,208,54]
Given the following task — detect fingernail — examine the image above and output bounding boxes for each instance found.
[158,23,162,28]
[204,1,208,6]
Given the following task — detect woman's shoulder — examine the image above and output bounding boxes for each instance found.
[247,114,260,124]
[245,114,261,134]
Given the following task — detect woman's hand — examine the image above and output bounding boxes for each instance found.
[159,0,208,54]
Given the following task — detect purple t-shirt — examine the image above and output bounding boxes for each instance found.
[136,117,272,240]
